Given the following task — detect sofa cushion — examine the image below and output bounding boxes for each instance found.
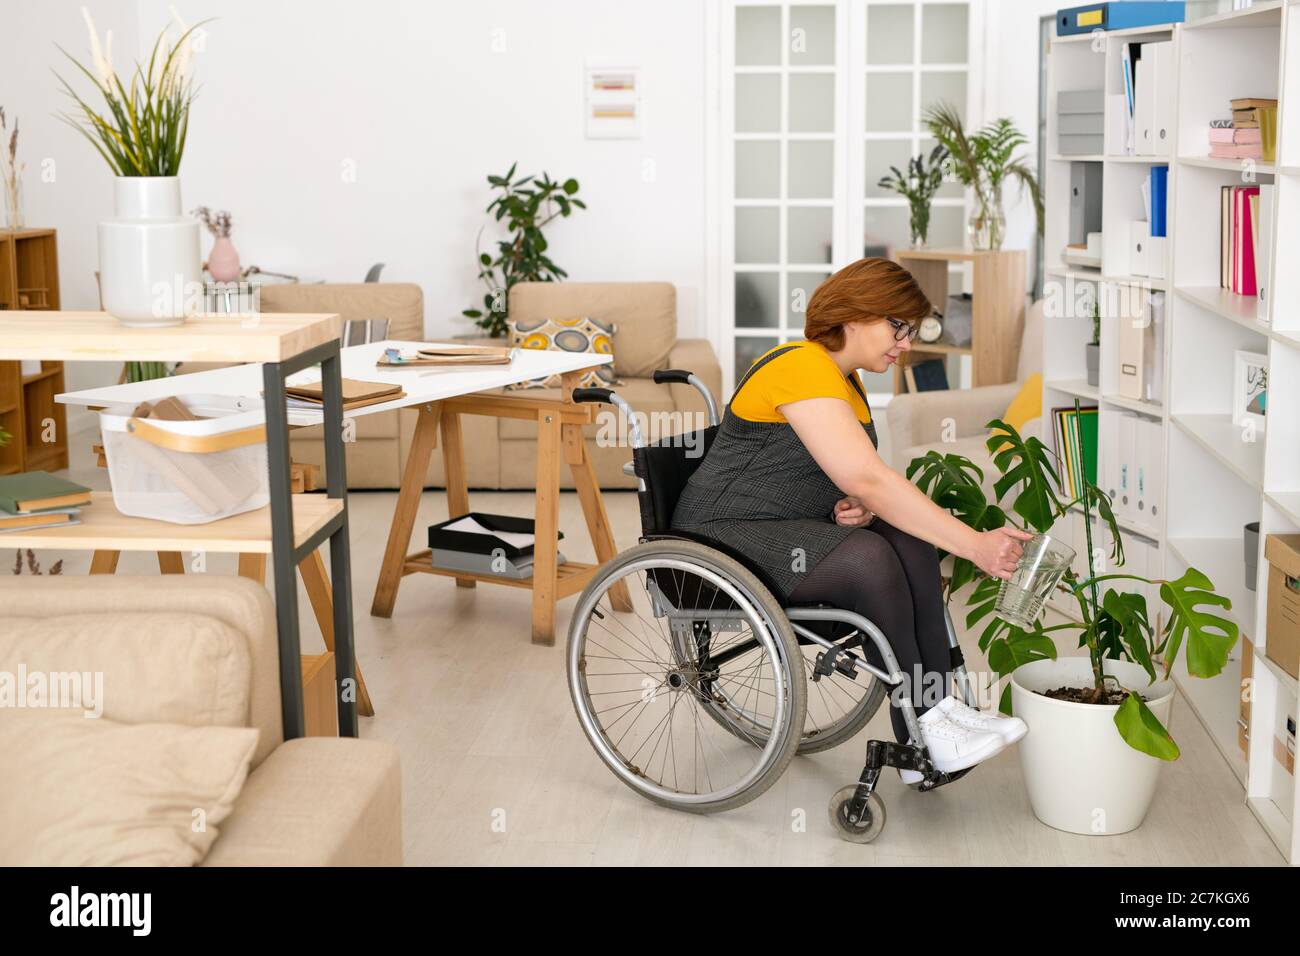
[496,376,680,441]
[259,282,424,341]
[505,315,620,390]
[509,282,676,378]
[0,611,251,729]
[0,710,257,866]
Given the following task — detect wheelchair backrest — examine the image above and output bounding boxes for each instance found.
[631,424,719,535]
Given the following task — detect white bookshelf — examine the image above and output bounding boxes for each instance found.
[1046,4,1299,864]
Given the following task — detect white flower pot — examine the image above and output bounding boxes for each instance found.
[1011,657,1175,836]
[98,177,202,327]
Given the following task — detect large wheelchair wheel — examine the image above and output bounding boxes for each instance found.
[567,539,807,814]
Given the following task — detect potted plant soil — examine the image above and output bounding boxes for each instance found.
[909,409,1237,834]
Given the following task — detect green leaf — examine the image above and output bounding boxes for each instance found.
[1160,567,1237,679]
[1099,588,1155,682]
[986,628,1056,678]
[562,178,579,195]
[986,418,1064,532]
[1114,690,1179,760]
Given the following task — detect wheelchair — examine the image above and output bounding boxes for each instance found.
[567,369,981,843]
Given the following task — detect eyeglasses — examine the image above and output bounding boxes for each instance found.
[885,317,920,342]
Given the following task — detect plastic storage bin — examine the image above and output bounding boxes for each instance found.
[99,394,269,524]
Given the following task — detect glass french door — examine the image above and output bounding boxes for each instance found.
[722,0,975,395]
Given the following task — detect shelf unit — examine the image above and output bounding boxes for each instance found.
[1048,5,1299,863]
[892,248,1025,395]
[0,229,67,475]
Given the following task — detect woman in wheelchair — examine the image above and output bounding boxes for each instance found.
[566,256,1032,841]
[671,257,1030,782]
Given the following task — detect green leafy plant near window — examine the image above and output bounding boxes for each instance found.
[923,102,1044,249]
[876,144,948,248]
[907,409,1237,760]
[53,13,210,177]
[463,163,586,338]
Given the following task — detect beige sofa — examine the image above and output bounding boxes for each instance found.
[0,575,402,866]
[268,281,722,490]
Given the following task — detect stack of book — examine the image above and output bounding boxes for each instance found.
[1220,183,1272,299]
[1051,406,1098,502]
[0,472,92,533]
[1207,98,1276,159]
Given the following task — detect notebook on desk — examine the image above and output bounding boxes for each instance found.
[284,378,406,411]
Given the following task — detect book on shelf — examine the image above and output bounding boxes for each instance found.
[1220,185,1261,297]
[0,507,82,534]
[1257,184,1274,322]
[1230,97,1277,112]
[0,471,92,515]
[1209,127,1261,145]
[1051,405,1099,501]
[1209,143,1263,159]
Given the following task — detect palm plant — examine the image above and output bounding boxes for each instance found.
[876,144,948,247]
[923,102,1043,249]
[907,408,1236,760]
[53,11,209,177]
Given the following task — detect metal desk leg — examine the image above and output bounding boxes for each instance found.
[320,347,359,738]
[262,359,306,740]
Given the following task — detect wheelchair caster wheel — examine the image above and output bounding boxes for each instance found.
[828,785,886,844]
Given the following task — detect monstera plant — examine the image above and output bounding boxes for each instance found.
[907,413,1237,761]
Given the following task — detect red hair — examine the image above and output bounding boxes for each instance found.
[804,257,931,351]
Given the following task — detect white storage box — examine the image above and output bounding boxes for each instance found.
[100,394,269,524]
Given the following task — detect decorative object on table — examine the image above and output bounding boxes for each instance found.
[1231,349,1268,430]
[56,11,209,327]
[505,315,619,390]
[191,206,240,282]
[0,107,25,229]
[923,102,1043,251]
[875,144,948,248]
[1055,2,1185,37]
[426,512,566,580]
[1085,298,1100,387]
[1245,520,1260,593]
[99,394,269,524]
[377,345,513,368]
[917,312,943,344]
[909,404,1236,834]
[284,378,405,412]
[10,549,63,574]
[462,163,587,338]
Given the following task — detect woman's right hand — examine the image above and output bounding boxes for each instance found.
[970,527,1035,580]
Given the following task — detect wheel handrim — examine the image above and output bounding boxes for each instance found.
[569,556,795,806]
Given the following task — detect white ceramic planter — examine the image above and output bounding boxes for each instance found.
[98,177,202,327]
[1011,657,1175,836]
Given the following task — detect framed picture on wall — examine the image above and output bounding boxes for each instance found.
[1232,350,1268,431]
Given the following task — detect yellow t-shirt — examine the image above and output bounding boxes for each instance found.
[731,341,872,425]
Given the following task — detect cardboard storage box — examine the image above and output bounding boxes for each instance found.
[1264,534,1300,680]
[1239,637,1253,756]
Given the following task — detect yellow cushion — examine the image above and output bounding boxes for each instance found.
[505,315,621,390]
[1001,373,1042,433]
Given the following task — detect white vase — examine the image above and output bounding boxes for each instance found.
[98,177,202,327]
[1011,657,1175,836]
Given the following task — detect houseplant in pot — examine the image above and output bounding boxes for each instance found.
[876,144,948,248]
[908,411,1237,834]
[923,102,1043,251]
[463,163,586,338]
[56,11,208,326]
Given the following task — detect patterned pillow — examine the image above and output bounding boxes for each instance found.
[506,315,621,390]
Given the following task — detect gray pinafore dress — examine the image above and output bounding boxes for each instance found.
[670,344,879,601]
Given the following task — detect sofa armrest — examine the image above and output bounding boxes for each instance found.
[666,338,723,424]
[201,737,402,866]
[885,381,1021,467]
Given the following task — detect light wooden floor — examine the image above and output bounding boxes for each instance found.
[52,442,1283,866]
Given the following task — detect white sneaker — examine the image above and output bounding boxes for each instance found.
[936,695,1028,744]
[898,768,924,786]
[916,708,1007,773]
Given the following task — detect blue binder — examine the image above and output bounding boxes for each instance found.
[1151,165,1168,237]
[1057,2,1185,36]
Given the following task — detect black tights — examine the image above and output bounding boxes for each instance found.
[788,518,952,743]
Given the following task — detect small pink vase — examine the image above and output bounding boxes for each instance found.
[207,236,242,282]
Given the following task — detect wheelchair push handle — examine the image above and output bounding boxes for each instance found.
[571,387,614,405]
[570,386,646,450]
[652,369,720,427]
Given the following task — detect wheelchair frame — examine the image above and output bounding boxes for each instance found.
[571,369,982,835]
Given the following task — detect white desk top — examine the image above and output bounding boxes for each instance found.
[57,340,613,425]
